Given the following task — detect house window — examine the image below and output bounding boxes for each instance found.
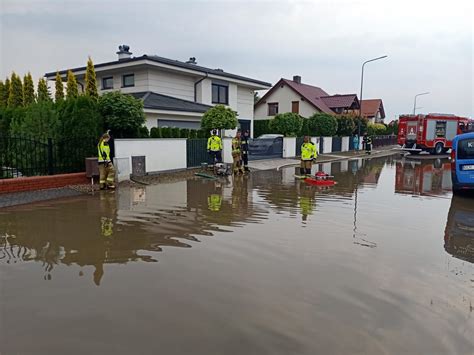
[122,74,135,88]
[212,83,228,104]
[102,77,113,90]
[268,103,279,116]
[292,101,299,114]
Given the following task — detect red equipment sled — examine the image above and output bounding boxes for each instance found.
[305,172,337,186]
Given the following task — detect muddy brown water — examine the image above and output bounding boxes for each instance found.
[1,155,473,355]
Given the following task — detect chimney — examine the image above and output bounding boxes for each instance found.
[186,57,197,64]
[293,75,301,84]
[116,45,132,61]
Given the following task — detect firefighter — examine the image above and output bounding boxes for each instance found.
[363,133,373,155]
[97,132,116,190]
[232,130,244,175]
[241,130,250,172]
[207,129,223,164]
[300,136,317,176]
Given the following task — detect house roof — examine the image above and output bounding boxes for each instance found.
[361,99,385,118]
[44,54,271,88]
[131,91,212,113]
[255,78,358,114]
[320,94,359,109]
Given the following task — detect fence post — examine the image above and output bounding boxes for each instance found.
[47,138,54,175]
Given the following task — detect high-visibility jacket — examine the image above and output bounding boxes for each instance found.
[301,142,317,161]
[98,141,111,163]
[207,135,222,151]
[208,194,222,212]
[232,138,241,155]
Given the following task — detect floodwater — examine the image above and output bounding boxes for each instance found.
[1,155,473,355]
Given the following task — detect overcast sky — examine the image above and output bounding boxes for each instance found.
[1,0,472,119]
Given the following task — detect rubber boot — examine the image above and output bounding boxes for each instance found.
[305,168,312,176]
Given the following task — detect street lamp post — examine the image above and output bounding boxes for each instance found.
[413,92,430,114]
[358,55,388,140]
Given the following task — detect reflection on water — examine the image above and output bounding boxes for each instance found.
[395,158,452,197]
[445,196,474,263]
[1,155,473,355]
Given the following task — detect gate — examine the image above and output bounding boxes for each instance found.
[332,137,342,152]
[186,138,210,168]
[248,136,283,160]
[295,137,304,156]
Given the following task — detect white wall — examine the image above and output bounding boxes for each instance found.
[195,78,212,105]
[322,137,332,154]
[148,69,195,101]
[237,86,254,119]
[114,139,187,174]
[283,137,296,158]
[254,83,317,119]
[97,68,149,94]
[222,138,233,163]
[341,137,350,152]
[144,112,202,130]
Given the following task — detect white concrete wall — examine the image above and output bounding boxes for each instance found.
[195,78,212,105]
[228,83,238,112]
[283,137,296,158]
[341,136,350,152]
[148,69,195,101]
[311,137,320,153]
[322,137,332,154]
[254,83,317,119]
[222,138,233,163]
[144,112,202,131]
[237,86,254,119]
[114,138,187,174]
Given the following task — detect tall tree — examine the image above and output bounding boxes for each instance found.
[8,72,24,108]
[85,57,98,100]
[55,72,64,102]
[66,70,79,98]
[37,78,51,102]
[2,78,11,107]
[23,72,36,105]
[0,81,5,108]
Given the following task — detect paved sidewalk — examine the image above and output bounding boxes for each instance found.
[248,146,397,171]
[0,187,83,208]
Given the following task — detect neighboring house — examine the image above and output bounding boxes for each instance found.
[44,45,271,135]
[360,99,385,123]
[254,76,360,120]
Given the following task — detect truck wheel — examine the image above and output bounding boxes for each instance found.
[433,143,443,155]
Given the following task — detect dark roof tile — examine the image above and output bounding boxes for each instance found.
[131,91,212,113]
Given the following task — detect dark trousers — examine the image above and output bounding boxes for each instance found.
[242,152,249,170]
[209,150,222,163]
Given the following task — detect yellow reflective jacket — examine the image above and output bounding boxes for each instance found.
[232,138,241,155]
[207,135,222,151]
[208,194,222,212]
[301,142,317,160]
[98,141,111,163]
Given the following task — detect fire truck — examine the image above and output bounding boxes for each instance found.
[397,114,470,155]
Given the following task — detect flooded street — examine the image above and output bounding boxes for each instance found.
[1,155,473,355]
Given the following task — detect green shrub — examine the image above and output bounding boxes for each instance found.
[254,119,277,137]
[300,118,310,136]
[336,115,356,136]
[180,128,190,138]
[150,127,161,138]
[189,129,198,139]
[367,123,388,136]
[201,105,238,130]
[268,112,303,137]
[353,117,369,135]
[57,96,103,139]
[10,101,59,138]
[161,127,171,138]
[308,113,338,137]
[137,126,149,138]
[171,127,180,138]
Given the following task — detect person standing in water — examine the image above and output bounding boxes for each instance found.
[300,136,317,176]
[97,132,116,190]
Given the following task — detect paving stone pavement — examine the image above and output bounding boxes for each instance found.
[0,187,83,208]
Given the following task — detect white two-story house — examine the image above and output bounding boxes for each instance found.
[44,45,271,136]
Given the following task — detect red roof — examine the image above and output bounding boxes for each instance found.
[361,99,385,118]
[320,94,359,109]
[256,78,360,114]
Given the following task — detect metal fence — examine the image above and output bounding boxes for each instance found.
[186,138,211,168]
[248,137,283,160]
[0,136,97,179]
[295,137,304,156]
[372,135,397,147]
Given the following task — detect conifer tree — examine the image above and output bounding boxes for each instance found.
[3,78,11,107]
[7,72,24,108]
[55,71,64,102]
[37,78,51,102]
[23,72,36,105]
[0,81,5,108]
[66,70,79,98]
[85,57,98,100]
